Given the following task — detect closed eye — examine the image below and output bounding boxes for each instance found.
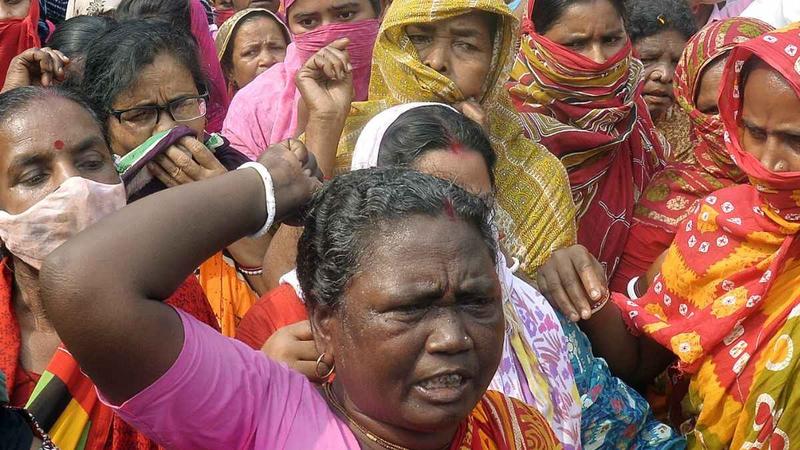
[19,170,48,187]
[408,34,432,45]
[744,123,767,140]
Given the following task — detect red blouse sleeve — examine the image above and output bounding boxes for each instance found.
[235,284,308,350]
[610,222,676,293]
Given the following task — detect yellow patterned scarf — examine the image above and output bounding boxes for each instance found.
[334,0,576,275]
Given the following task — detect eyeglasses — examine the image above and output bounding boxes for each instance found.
[110,93,209,129]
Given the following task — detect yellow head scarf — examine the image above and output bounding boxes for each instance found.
[335,0,576,275]
[215,8,290,62]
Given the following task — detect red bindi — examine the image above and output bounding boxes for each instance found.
[53,140,65,150]
[448,142,465,155]
[443,197,456,220]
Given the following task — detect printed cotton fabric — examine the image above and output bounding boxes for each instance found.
[614,25,800,448]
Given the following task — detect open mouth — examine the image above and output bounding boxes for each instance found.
[414,373,472,404]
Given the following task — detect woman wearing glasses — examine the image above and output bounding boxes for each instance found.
[80,19,268,334]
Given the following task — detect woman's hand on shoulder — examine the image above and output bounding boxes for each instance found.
[295,38,353,122]
[261,320,329,383]
[2,48,69,93]
[258,139,323,225]
[147,136,227,187]
[537,244,609,322]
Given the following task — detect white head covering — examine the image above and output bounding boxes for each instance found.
[350,102,459,171]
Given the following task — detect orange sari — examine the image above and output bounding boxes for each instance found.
[454,390,560,449]
[614,26,800,448]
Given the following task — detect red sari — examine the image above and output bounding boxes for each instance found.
[610,18,774,292]
[0,258,219,450]
[0,0,40,88]
[235,283,306,350]
[614,25,800,447]
[506,0,665,278]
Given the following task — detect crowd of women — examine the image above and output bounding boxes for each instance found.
[1,0,799,448]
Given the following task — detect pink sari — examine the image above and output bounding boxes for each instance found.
[190,0,229,133]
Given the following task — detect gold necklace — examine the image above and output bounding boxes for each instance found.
[323,383,412,450]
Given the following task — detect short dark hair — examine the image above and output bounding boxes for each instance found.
[115,0,192,32]
[0,86,103,135]
[46,15,117,59]
[80,19,206,124]
[377,105,497,186]
[297,168,496,310]
[625,0,697,43]
[532,0,626,34]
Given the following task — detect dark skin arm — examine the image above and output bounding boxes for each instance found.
[2,48,69,93]
[260,39,354,287]
[578,302,675,387]
[541,246,675,386]
[538,245,608,322]
[295,38,353,177]
[39,142,321,405]
[146,135,271,295]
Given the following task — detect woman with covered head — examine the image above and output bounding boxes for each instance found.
[215,8,290,95]
[333,0,576,281]
[610,17,774,295]
[37,145,563,448]
[222,0,382,161]
[0,86,218,450]
[505,0,668,322]
[552,25,800,448]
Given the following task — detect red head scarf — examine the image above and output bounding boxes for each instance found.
[506,0,665,277]
[614,27,800,448]
[0,0,40,88]
[674,18,773,181]
[190,0,229,133]
[631,18,774,232]
[719,24,800,221]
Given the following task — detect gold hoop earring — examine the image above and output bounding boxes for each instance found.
[315,352,335,380]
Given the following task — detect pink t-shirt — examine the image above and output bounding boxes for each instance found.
[102,308,359,450]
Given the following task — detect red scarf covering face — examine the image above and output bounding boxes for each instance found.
[632,18,774,232]
[506,0,665,276]
[614,26,800,402]
[720,25,800,221]
[675,18,773,181]
[0,258,219,449]
[0,0,40,88]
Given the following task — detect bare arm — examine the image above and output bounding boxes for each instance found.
[39,143,320,404]
[227,234,272,295]
[257,38,354,287]
[579,303,675,387]
[261,225,302,289]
